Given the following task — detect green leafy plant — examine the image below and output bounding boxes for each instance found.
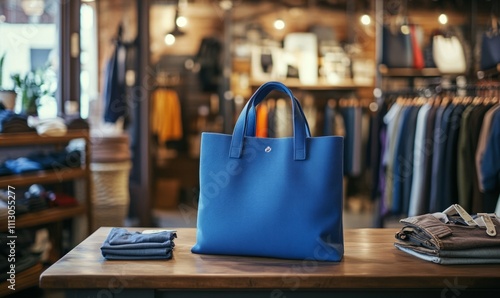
[11,68,53,115]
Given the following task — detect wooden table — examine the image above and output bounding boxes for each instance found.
[40,228,500,298]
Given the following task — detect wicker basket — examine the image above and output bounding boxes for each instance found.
[90,161,131,231]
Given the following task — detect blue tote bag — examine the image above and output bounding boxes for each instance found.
[191,82,344,261]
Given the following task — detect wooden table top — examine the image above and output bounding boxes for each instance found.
[40,227,500,290]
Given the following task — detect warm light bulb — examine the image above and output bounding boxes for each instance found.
[438,13,448,25]
[164,34,176,46]
[274,19,285,30]
[176,15,187,28]
[400,25,410,35]
[360,14,371,26]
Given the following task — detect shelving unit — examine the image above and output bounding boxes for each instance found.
[477,63,500,79]
[0,130,91,292]
[0,168,87,188]
[0,262,43,297]
[0,130,92,231]
[250,77,373,90]
[0,205,87,231]
[378,64,460,77]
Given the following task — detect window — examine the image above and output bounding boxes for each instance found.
[0,0,82,118]
[0,0,59,116]
[80,1,97,120]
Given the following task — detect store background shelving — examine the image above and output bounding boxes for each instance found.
[0,130,92,292]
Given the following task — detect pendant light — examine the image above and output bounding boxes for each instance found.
[164,1,185,46]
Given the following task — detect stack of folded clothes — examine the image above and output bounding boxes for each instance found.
[101,228,177,260]
[28,116,68,137]
[394,204,500,264]
[0,149,81,176]
[0,110,35,133]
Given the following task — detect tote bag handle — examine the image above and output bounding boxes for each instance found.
[229,81,309,161]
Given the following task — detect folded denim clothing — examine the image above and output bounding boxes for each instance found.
[394,241,500,258]
[102,241,175,250]
[4,157,43,174]
[107,228,176,245]
[101,228,177,260]
[394,243,500,265]
[26,150,82,170]
[101,252,173,260]
[101,247,172,260]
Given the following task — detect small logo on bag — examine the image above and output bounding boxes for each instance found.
[265,146,272,153]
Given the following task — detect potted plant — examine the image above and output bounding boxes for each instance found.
[11,70,43,115]
[0,53,17,110]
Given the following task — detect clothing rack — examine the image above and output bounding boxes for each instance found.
[372,83,500,227]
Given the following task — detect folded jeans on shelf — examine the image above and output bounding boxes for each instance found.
[394,243,500,265]
[106,227,176,245]
[395,206,500,264]
[101,247,173,257]
[394,241,500,258]
[100,252,173,260]
[4,157,43,174]
[100,228,177,260]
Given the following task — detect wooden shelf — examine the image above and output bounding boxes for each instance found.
[0,120,91,295]
[0,130,89,147]
[478,63,500,78]
[1,205,86,232]
[250,77,372,90]
[378,64,463,77]
[0,168,87,188]
[0,263,42,296]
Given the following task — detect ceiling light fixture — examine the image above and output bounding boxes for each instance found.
[176,15,188,28]
[274,18,285,30]
[438,13,448,25]
[165,5,186,46]
[360,14,371,26]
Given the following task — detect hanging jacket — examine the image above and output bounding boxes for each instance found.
[151,89,183,144]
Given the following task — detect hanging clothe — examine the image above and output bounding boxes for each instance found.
[392,105,416,215]
[267,99,276,138]
[382,102,404,213]
[374,90,500,219]
[457,104,475,210]
[428,103,447,212]
[302,95,317,136]
[103,30,128,124]
[195,37,222,92]
[323,100,345,137]
[274,99,291,138]
[256,103,268,138]
[151,88,183,144]
[418,103,438,212]
[470,104,494,212]
[408,102,432,216]
[480,107,500,212]
[476,104,500,193]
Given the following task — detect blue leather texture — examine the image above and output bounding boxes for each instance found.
[192,81,344,261]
